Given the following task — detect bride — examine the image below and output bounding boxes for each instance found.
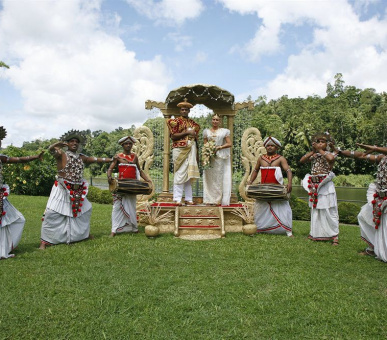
[202,114,232,206]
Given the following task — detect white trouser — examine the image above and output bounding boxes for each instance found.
[173,180,193,203]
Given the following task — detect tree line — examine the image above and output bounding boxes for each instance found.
[1,74,385,195]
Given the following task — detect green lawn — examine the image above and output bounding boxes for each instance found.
[1,195,386,339]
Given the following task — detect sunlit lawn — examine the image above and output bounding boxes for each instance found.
[1,195,386,339]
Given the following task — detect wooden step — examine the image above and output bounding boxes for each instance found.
[174,206,225,238]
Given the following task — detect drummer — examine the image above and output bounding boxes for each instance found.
[247,136,293,237]
[107,136,152,237]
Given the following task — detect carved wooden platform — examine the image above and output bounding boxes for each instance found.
[141,202,245,235]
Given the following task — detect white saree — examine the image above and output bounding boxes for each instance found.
[202,128,232,206]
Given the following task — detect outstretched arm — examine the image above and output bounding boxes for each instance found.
[82,155,112,164]
[4,150,45,164]
[337,144,385,163]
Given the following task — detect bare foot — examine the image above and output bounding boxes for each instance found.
[39,242,46,250]
[185,201,195,206]
[88,234,95,240]
[288,235,295,238]
[109,232,116,237]
[332,241,339,246]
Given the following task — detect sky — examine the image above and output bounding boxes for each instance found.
[0,0,386,147]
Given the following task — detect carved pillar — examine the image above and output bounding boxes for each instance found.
[163,116,171,193]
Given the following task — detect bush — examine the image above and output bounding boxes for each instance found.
[2,146,56,196]
[338,202,360,224]
[87,185,112,205]
[334,174,374,187]
[289,194,310,221]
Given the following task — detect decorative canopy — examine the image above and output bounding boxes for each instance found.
[165,84,235,111]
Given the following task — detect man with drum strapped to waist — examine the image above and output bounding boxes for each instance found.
[167,98,200,206]
[247,136,294,237]
[40,130,112,249]
[107,136,152,237]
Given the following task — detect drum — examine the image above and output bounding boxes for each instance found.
[246,184,289,201]
[118,164,137,179]
[109,178,152,195]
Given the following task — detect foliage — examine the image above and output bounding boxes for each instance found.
[87,185,112,205]
[289,194,310,221]
[6,73,387,185]
[338,202,361,224]
[2,195,387,339]
[1,146,56,196]
[334,174,374,187]
[0,61,9,68]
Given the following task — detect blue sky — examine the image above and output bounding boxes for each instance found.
[0,0,386,146]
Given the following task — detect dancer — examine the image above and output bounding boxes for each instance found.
[166,98,200,205]
[39,130,112,249]
[107,136,152,237]
[337,143,387,260]
[300,133,339,245]
[202,113,232,206]
[0,126,44,258]
[247,136,293,236]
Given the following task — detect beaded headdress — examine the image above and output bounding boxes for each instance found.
[59,130,87,152]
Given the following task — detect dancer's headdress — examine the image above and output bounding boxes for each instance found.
[263,136,281,148]
[60,130,87,145]
[118,136,137,145]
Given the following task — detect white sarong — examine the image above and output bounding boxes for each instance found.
[358,183,387,262]
[0,185,25,258]
[253,167,292,236]
[302,172,339,240]
[41,179,92,245]
[112,194,137,233]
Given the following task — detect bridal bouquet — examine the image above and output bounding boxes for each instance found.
[202,139,217,170]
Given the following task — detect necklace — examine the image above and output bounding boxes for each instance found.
[262,154,281,164]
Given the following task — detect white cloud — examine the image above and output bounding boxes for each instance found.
[165,32,193,52]
[219,0,387,98]
[125,0,204,26]
[0,0,171,146]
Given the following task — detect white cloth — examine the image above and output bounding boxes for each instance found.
[358,183,387,262]
[41,179,92,245]
[0,185,25,258]
[202,128,232,206]
[172,140,199,202]
[172,140,199,185]
[302,172,339,240]
[253,167,292,236]
[173,181,193,202]
[112,165,139,232]
[112,194,138,233]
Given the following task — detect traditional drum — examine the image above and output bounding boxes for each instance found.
[246,184,289,201]
[109,178,152,195]
[118,163,137,179]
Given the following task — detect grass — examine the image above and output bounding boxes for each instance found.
[1,195,387,339]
